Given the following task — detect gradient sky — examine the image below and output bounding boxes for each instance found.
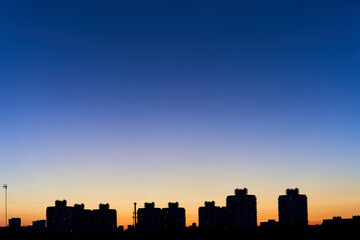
[1,0,360,227]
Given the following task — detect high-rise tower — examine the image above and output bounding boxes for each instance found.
[278,188,308,227]
[226,188,257,228]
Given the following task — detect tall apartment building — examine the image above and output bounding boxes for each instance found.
[92,203,117,232]
[136,202,162,232]
[47,200,72,234]
[72,204,92,233]
[226,188,257,228]
[278,188,308,227]
[198,201,225,230]
[162,202,186,231]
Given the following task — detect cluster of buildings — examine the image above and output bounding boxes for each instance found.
[136,202,186,232]
[198,188,257,230]
[4,219,46,233]
[46,200,117,234]
[2,188,359,234]
[134,188,307,231]
[198,188,307,230]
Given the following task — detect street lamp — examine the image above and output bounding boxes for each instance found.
[3,184,7,227]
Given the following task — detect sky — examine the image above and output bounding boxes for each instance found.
[0,0,360,227]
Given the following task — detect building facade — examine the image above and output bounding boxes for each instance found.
[9,218,21,230]
[278,188,308,227]
[136,202,162,232]
[198,201,225,230]
[226,188,257,228]
[162,202,186,231]
[92,203,117,232]
[46,200,72,234]
[136,202,186,232]
[46,200,117,234]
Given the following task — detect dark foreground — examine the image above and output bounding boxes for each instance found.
[0,226,358,240]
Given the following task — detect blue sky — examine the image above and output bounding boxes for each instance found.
[0,0,360,226]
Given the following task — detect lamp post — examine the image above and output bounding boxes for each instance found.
[3,184,7,227]
[133,202,137,230]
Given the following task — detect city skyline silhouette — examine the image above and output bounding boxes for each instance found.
[0,187,359,231]
[0,187,359,240]
[1,0,360,235]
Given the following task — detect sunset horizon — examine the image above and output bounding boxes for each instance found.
[1,0,359,234]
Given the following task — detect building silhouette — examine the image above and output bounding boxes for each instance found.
[198,201,225,230]
[9,218,21,230]
[136,202,162,232]
[136,202,186,232]
[72,203,92,233]
[46,200,117,234]
[323,216,360,226]
[92,203,117,233]
[47,200,71,234]
[127,225,135,232]
[226,188,257,228]
[260,219,280,230]
[278,188,308,227]
[32,220,46,233]
[161,202,186,231]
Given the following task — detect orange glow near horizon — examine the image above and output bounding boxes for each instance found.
[3,169,360,228]
[5,193,360,228]
[6,204,360,228]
